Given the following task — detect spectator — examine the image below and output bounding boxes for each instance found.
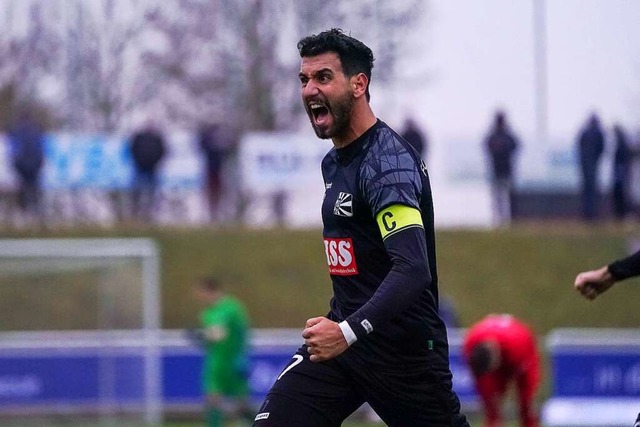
[576,113,605,221]
[198,123,228,223]
[463,314,540,427]
[484,110,519,226]
[192,276,253,427]
[612,123,632,220]
[7,110,45,224]
[400,117,428,159]
[129,121,166,222]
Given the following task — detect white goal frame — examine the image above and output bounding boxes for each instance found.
[0,238,162,425]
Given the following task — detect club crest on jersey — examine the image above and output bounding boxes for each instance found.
[333,192,353,217]
[324,237,358,275]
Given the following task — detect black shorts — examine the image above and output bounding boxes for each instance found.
[252,345,469,427]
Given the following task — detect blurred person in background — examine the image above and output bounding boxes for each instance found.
[7,110,45,224]
[400,116,428,160]
[128,121,166,223]
[576,113,605,221]
[253,28,469,427]
[198,123,229,224]
[193,276,252,427]
[463,314,540,427]
[612,123,632,221]
[483,110,519,226]
[574,248,640,300]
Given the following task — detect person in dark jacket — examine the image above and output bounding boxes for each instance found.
[129,122,166,222]
[576,114,605,221]
[198,123,228,223]
[7,111,45,222]
[612,123,632,220]
[484,110,519,226]
[400,117,428,160]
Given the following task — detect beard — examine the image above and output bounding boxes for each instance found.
[307,90,355,140]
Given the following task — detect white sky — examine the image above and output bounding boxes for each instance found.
[381,0,640,150]
[5,0,640,152]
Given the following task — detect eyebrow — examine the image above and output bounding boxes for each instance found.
[299,67,334,79]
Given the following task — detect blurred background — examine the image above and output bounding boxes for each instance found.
[0,0,639,426]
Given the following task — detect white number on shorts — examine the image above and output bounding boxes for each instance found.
[277,354,303,380]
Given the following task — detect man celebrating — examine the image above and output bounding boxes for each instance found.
[463,314,540,427]
[253,28,468,426]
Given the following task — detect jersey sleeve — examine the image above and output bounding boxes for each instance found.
[344,223,431,341]
[359,129,423,215]
[608,249,640,281]
[344,132,430,342]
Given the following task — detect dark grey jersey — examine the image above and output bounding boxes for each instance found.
[321,120,450,371]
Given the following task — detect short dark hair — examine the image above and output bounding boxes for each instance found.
[469,342,494,376]
[297,28,375,101]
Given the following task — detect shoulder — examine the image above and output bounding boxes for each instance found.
[361,123,417,175]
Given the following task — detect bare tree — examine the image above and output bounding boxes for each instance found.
[143,0,427,133]
[62,0,150,132]
[0,0,62,128]
[0,0,427,133]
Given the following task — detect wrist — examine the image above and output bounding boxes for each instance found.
[338,320,357,346]
[601,266,616,284]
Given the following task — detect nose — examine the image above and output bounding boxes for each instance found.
[302,81,319,98]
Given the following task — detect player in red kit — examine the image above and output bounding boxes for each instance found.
[463,314,540,427]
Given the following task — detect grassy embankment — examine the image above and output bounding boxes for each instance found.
[2,221,639,418]
[3,221,638,332]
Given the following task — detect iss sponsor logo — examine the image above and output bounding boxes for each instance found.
[324,237,358,275]
[333,192,353,217]
[255,412,270,421]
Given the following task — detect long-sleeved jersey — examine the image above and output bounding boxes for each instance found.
[609,249,640,281]
[321,119,450,371]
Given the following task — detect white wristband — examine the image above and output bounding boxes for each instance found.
[338,320,358,346]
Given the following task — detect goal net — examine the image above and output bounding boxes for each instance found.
[0,238,162,426]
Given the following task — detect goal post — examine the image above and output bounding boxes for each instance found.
[0,238,162,425]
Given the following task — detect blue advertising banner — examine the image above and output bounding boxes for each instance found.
[542,329,640,426]
[551,352,640,397]
[0,330,477,412]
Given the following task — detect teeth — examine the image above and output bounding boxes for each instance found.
[309,103,323,110]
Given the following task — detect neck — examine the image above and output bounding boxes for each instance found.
[332,103,377,149]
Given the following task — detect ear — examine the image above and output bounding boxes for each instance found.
[350,73,369,99]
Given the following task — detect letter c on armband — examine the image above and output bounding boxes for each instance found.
[376,204,423,240]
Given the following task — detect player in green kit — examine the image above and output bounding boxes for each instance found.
[194,276,252,427]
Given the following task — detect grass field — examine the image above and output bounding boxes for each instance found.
[1,220,639,426]
[3,220,639,333]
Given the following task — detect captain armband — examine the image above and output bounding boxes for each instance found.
[375,205,423,240]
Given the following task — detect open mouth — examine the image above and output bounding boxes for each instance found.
[309,102,330,125]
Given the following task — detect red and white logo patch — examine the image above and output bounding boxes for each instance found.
[324,237,358,276]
